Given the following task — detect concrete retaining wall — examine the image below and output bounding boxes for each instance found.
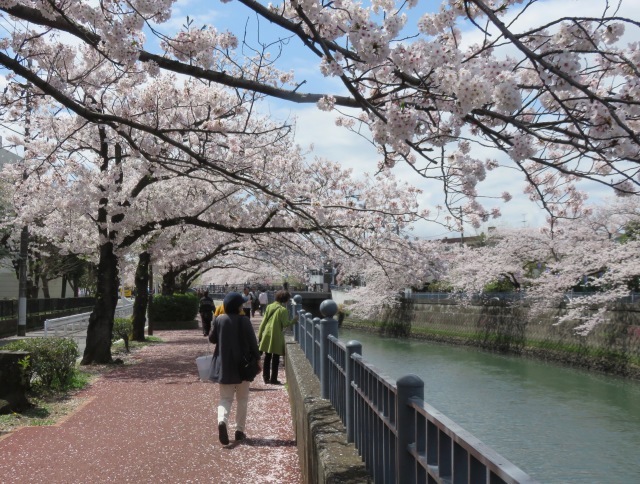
[285,339,371,483]
[345,299,640,379]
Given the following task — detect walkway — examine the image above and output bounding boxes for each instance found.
[0,326,302,483]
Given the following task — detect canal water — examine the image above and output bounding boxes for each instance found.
[340,329,640,484]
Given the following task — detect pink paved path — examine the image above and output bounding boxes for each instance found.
[0,328,301,483]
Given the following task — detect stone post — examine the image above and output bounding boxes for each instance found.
[0,350,32,414]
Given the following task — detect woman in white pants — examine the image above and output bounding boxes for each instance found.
[208,292,260,445]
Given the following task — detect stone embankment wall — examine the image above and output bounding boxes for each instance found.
[285,339,371,484]
[346,299,640,380]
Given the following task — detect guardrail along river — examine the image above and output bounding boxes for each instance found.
[340,329,640,483]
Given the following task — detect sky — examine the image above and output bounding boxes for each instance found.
[1,0,637,240]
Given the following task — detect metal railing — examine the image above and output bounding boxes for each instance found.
[44,298,134,337]
[291,295,538,484]
[410,291,640,305]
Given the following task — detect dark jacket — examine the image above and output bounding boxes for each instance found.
[208,313,259,384]
[199,295,215,314]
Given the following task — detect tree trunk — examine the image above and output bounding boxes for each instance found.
[27,275,38,299]
[177,273,190,294]
[41,276,50,298]
[132,251,150,342]
[60,274,67,298]
[81,241,119,365]
[71,274,80,297]
[161,271,177,295]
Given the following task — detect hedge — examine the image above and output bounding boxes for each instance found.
[149,293,199,324]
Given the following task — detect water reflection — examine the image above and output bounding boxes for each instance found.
[340,329,640,483]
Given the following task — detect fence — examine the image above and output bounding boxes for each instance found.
[44,298,134,337]
[291,295,538,484]
[410,291,640,305]
[0,297,96,319]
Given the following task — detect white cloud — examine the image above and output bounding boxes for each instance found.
[459,0,640,52]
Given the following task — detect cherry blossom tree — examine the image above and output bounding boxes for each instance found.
[1,0,638,226]
[1,68,426,363]
[447,197,640,333]
[333,236,450,323]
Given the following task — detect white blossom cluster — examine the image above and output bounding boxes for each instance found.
[446,197,640,334]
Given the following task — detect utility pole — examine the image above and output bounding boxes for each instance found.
[147,262,154,336]
[17,226,28,336]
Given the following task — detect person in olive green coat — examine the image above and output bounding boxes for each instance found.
[257,290,297,385]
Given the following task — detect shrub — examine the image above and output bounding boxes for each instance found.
[3,337,79,390]
[113,317,134,352]
[426,280,454,292]
[483,278,515,293]
[337,303,350,327]
[149,293,198,323]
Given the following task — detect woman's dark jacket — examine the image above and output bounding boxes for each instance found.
[208,313,259,384]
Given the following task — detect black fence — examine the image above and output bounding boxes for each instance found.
[0,300,17,319]
[0,297,96,339]
[0,297,96,319]
[194,284,308,294]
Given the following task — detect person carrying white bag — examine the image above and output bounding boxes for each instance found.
[207,292,260,445]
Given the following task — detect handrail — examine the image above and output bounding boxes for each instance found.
[290,296,538,484]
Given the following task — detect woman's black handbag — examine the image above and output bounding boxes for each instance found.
[239,352,260,381]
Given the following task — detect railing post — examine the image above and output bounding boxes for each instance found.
[305,312,314,363]
[396,374,424,484]
[312,317,320,374]
[318,299,339,399]
[288,296,294,319]
[299,310,307,354]
[292,294,302,342]
[345,340,362,443]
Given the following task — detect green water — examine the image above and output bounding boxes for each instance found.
[340,329,640,484]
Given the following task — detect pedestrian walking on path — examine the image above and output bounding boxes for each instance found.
[208,292,260,445]
[258,290,298,385]
[0,329,301,483]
